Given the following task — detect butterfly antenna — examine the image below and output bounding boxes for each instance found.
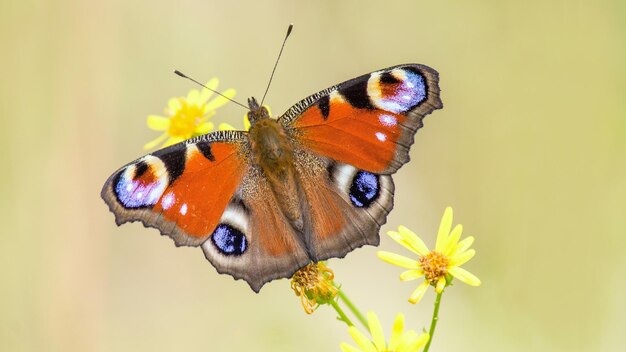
[260,23,294,106]
[173,70,248,109]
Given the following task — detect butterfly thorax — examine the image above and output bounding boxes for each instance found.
[248,117,293,176]
[248,102,304,230]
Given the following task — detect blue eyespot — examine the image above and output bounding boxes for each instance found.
[349,171,380,208]
[211,224,247,256]
[375,68,426,113]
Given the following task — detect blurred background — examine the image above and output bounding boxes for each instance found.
[1,0,625,351]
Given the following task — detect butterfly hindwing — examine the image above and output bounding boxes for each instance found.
[201,166,311,292]
[294,151,395,261]
[280,64,442,175]
[101,131,249,246]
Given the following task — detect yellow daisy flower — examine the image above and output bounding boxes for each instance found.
[144,78,236,149]
[378,207,481,304]
[290,262,339,314]
[340,312,429,352]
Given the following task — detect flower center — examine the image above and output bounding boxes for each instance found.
[167,100,205,138]
[419,251,449,283]
[291,262,338,314]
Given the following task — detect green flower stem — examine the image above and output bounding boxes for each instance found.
[330,299,354,327]
[423,291,443,352]
[338,290,368,329]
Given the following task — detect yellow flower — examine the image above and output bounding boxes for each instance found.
[290,262,338,314]
[378,207,481,304]
[340,312,429,352]
[144,78,236,149]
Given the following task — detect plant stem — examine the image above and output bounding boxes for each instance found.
[330,300,354,327]
[338,290,368,329]
[423,291,443,352]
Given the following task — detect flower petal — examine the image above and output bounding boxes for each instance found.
[455,236,475,253]
[388,226,429,256]
[378,252,420,269]
[199,110,216,122]
[450,249,475,267]
[448,266,481,286]
[402,332,430,352]
[435,277,446,293]
[388,313,405,350]
[339,342,361,352]
[168,98,182,113]
[143,133,168,150]
[186,89,200,104]
[198,78,219,104]
[398,226,430,255]
[195,121,214,135]
[435,207,453,252]
[146,115,170,131]
[395,330,420,351]
[204,88,236,111]
[443,224,463,256]
[408,280,430,304]
[367,312,386,351]
[348,326,377,352]
[399,270,424,281]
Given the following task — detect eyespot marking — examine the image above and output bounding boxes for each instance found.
[211,224,248,255]
[114,160,168,209]
[349,171,380,208]
[369,68,426,113]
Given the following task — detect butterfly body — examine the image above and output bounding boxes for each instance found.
[248,107,305,233]
[102,64,443,292]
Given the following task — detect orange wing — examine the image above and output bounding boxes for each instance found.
[280,64,442,174]
[101,131,248,246]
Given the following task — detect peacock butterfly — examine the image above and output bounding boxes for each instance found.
[101,63,443,292]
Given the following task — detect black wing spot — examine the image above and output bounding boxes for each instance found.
[317,95,330,119]
[196,141,216,161]
[211,224,248,256]
[380,71,401,85]
[340,77,375,110]
[134,161,149,179]
[153,144,186,182]
[349,171,380,208]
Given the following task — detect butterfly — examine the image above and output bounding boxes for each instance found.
[101,64,442,292]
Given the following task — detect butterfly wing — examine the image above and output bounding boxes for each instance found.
[101,131,249,247]
[280,64,442,174]
[102,130,311,292]
[293,151,395,261]
[280,64,442,262]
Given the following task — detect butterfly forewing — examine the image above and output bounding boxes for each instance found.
[280,64,442,174]
[101,131,249,246]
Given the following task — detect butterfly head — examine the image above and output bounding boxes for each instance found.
[246,97,271,126]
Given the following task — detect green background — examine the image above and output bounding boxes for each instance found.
[1,1,624,351]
